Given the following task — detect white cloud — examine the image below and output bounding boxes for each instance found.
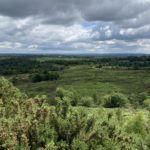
[0,41,22,49]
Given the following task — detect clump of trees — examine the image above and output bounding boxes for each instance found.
[31,72,60,82]
[103,93,128,108]
[55,88,95,107]
[55,88,149,109]
[55,88,150,111]
[0,57,64,75]
[1,55,150,76]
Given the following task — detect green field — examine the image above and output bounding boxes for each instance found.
[13,65,150,101]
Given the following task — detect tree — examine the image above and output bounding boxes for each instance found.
[104,93,128,108]
[31,72,60,82]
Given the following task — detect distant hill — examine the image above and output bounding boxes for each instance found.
[0,53,149,58]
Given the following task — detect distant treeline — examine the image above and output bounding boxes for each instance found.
[0,58,64,75]
[0,56,150,75]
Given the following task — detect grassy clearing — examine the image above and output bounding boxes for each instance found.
[11,65,150,100]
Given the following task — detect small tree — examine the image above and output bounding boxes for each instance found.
[104,93,128,108]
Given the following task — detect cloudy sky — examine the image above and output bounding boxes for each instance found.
[0,0,150,54]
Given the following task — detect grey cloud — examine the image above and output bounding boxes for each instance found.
[0,0,150,26]
[116,10,150,28]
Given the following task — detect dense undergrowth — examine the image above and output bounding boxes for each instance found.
[0,77,150,150]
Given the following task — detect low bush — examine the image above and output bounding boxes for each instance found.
[103,93,128,108]
[0,77,145,149]
[143,98,150,110]
[80,96,94,107]
[125,113,147,138]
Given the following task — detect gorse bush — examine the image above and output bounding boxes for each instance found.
[103,93,128,108]
[143,98,150,110]
[80,96,94,107]
[137,92,148,105]
[0,77,139,150]
[0,76,22,104]
[56,88,79,106]
[125,113,147,138]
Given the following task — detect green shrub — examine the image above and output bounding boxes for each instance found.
[0,77,136,149]
[70,95,79,106]
[125,113,147,138]
[128,93,139,108]
[116,109,123,124]
[56,88,79,106]
[143,99,150,110]
[72,139,89,150]
[92,93,102,105]
[137,92,148,105]
[104,93,128,108]
[80,96,94,107]
[0,76,22,104]
[56,87,66,99]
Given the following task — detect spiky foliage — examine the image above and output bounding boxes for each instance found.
[0,77,148,150]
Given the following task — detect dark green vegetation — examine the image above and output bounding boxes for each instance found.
[0,55,150,149]
[0,57,64,75]
[31,72,60,83]
[1,55,150,75]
